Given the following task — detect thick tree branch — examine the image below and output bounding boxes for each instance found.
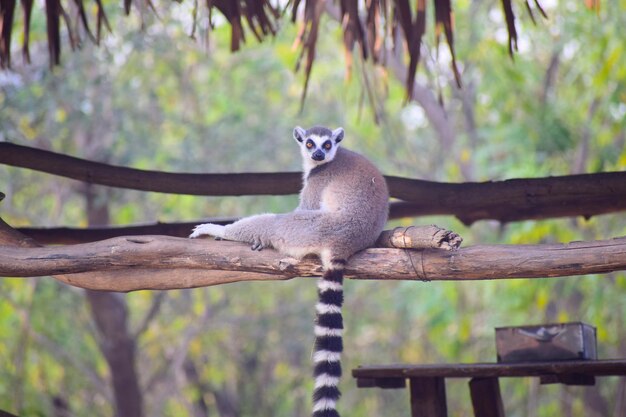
[3,143,626,224]
[18,220,236,244]
[0,234,625,292]
[1,219,459,290]
[0,142,301,196]
[386,172,626,224]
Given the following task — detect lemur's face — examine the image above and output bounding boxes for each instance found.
[293,126,344,168]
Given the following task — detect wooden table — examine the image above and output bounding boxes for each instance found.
[352,359,626,417]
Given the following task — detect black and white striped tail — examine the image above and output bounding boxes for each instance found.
[313,258,346,417]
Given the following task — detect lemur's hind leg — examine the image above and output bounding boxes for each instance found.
[190,214,279,251]
[190,210,332,256]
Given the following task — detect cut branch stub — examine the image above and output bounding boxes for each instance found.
[376,225,462,251]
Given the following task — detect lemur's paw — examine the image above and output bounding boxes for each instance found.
[189,223,226,239]
[251,238,265,251]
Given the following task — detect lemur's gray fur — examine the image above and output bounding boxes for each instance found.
[190,126,389,417]
[190,126,388,266]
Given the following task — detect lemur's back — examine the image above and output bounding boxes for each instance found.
[301,148,388,258]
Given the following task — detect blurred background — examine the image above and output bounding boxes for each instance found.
[1,0,625,416]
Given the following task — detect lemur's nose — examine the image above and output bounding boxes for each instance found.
[312,151,325,161]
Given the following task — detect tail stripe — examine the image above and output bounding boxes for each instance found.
[316,303,342,315]
[314,375,340,388]
[314,325,343,337]
[317,313,343,329]
[314,361,341,377]
[315,335,343,352]
[313,350,341,362]
[313,261,346,417]
[318,280,343,292]
[318,289,343,306]
[313,399,338,412]
[313,386,341,402]
[313,409,340,417]
[323,268,344,283]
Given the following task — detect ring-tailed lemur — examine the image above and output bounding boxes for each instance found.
[190,126,389,417]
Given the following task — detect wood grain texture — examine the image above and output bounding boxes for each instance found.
[3,143,626,223]
[409,377,447,417]
[386,171,626,224]
[377,226,462,250]
[469,378,505,417]
[0,143,301,196]
[352,360,626,379]
[0,233,625,292]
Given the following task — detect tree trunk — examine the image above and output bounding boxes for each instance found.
[83,183,144,417]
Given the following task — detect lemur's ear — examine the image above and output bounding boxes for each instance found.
[293,126,306,143]
[331,128,344,144]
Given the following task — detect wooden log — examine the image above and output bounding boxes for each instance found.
[377,226,462,251]
[0,217,284,291]
[0,220,459,291]
[56,269,290,291]
[351,360,626,379]
[409,377,447,417]
[3,143,626,223]
[17,219,237,245]
[385,172,626,224]
[355,377,406,389]
[0,143,301,196]
[469,378,505,417]
[0,233,625,292]
[539,374,595,386]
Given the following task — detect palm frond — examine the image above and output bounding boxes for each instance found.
[0,0,16,68]
[0,0,545,99]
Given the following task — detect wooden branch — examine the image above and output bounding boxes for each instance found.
[1,233,625,292]
[1,219,459,290]
[2,143,626,223]
[352,360,626,379]
[377,226,462,251]
[0,143,301,196]
[386,172,626,224]
[17,220,236,244]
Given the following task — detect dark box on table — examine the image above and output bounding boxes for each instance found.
[496,322,597,363]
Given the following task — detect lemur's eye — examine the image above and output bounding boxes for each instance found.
[306,141,314,149]
[323,141,332,150]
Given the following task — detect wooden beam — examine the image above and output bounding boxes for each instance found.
[469,378,505,417]
[351,360,626,379]
[409,377,447,417]
[386,171,626,224]
[0,216,285,291]
[17,220,236,244]
[2,143,626,224]
[0,143,301,196]
[0,232,625,292]
[0,220,460,291]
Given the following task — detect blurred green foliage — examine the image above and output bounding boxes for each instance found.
[1,0,626,416]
